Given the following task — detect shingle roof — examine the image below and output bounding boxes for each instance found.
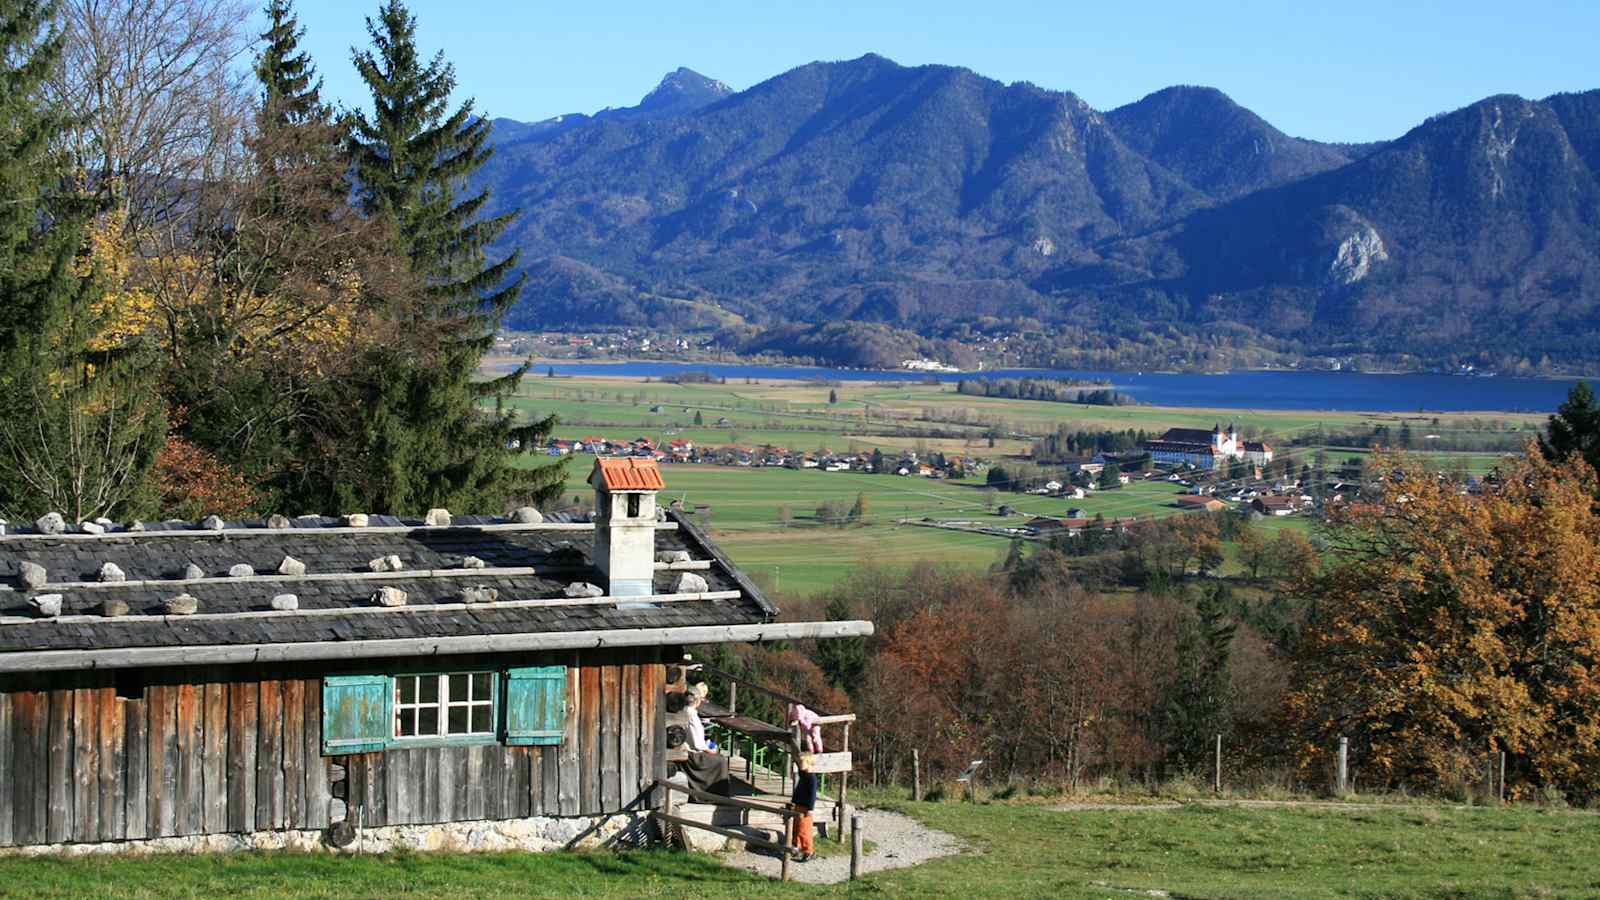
[0,510,772,658]
[588,457,666,491]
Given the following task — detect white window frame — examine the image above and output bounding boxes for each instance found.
[391,671,498,743]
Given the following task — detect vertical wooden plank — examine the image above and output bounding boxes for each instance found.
[345,754,366,826]
[256,681,283,830]
[600,665,621,812]
[99,689,125,840]
[155,684,179,837]
[124,695,147,839]
[384,746,403,826]
[303,682,330,830]
[621,663,640,806]
[50,689,76,843]
[558,658,580,816]
[415,746,435,825]
[14,692,46,845]
[517,747,537,818]
[201,681,227,834]
[648,663,665,809]
[580,664,601,814]
[71,687,98,842]
[481,744,504,821]
[0,692,12,846]
[175,684,202,835]
[434,747,456,823]
[282,680,306,827]
[463,742,485,821]
[366,750,385,826]
[405,746,428,825]
[391,745,414,825]
[227,681,257,833]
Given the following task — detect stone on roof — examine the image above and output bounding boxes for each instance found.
[0,509,772,658]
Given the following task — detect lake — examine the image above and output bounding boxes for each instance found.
[506,360,1583,414]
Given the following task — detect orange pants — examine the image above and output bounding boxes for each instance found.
[794,809,814,855]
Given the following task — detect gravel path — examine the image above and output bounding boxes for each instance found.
[718,807,965,884]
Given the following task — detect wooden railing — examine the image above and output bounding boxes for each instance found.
[652,778,802,881]
[691,661,856,842]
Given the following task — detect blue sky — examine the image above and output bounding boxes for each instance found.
[286,0,1597,143]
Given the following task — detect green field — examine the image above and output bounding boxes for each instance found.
[539,465,1240,596]
[11,797,1597,898]
[506,375,1532,596]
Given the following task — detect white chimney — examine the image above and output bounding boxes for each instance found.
[588,458,662,597]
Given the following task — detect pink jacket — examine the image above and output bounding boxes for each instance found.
[788,703,824,753]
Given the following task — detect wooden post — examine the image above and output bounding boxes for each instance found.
[850,814,863,880]
[1336,736,1349,794]
[837,722,850,842]
[728,682,736,716]
[912,749,922,802]
[1214,734,1222,794]
[1499,752,1506,803]
[780,816,792,882]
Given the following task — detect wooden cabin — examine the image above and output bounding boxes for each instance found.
[0,459,871,853]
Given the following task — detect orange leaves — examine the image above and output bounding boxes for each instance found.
[153,434,259,520]
[1288,449,1600,798]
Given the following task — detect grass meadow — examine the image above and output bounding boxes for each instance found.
[10,796,1597,898]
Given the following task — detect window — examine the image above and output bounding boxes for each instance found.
[394,672,495,740]
[627,493,641,518]
[320,666,565,755]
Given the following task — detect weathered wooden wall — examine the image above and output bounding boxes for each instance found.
[0,648,667,847]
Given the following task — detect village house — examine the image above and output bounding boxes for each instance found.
[1175,495,1228,513]
[0,459,869,855]
[1252,495,1303,516]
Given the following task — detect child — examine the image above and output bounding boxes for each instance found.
[790,752,818,862]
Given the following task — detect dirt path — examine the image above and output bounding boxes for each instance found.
[718,807,964,884]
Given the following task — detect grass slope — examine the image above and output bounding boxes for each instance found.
[10,800,1598,898]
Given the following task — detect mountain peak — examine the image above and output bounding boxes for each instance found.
[638,67,733,112]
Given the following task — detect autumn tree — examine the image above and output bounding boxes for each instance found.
[849,491,869,522]
[0,1,165,521]
[1285,450,1600,800]
[1266,529,1319,580]
[1236,523,1269,579]
[155,0,410,512]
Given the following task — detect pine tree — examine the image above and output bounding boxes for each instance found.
[343,1,560,513]
[1539,381,1600,479]
[0,0,165,520]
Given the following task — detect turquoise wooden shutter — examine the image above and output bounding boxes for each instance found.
[322,675,391,754]
[505,666,566,745]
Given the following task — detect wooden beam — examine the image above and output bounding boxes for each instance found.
[0,521,681,545]
[0,590,743,628]
[808,752,853,775]
[0,621,877,672]
[651,812,794,856]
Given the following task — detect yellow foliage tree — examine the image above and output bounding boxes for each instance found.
[1285,449,1600,800]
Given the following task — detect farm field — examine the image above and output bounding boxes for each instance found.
[10,798,1598,898]
[506,375,1530,595]
[541,465,1235,596]
[506,375,1545,458]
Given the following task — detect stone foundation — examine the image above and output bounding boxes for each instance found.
[0,812,654,857]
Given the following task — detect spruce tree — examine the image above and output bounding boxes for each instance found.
[1539,381,1600,480]
[343,1,560,513]
[0,0,165,520]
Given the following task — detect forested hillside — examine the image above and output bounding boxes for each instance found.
[478,55,1600,371]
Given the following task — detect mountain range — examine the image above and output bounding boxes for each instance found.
[476,56,1600,371]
